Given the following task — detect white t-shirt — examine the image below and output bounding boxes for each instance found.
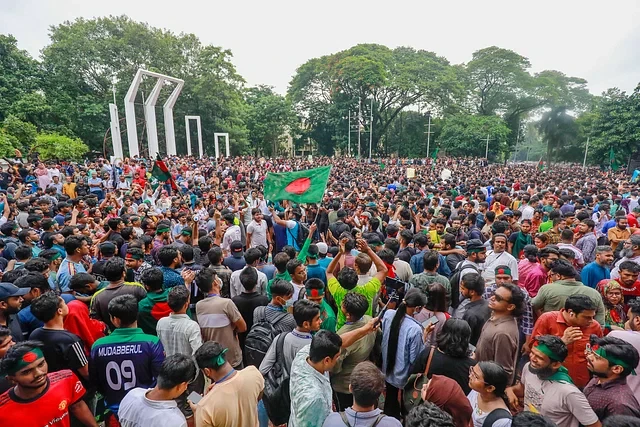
[118,387,187,427]
[466,390,512,427]
[247,220,268,248]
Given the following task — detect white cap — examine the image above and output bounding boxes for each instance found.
[316,242,328,255]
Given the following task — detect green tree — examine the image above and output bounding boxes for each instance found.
[288,44,464,156]
[32,133,88,160]
[0,129,19,157]
[2,115,37,149]
[537,107,578,167]
[244,85,297,156]
[438,114,510,159]
[41,16,248,154]
[0,35,41,122]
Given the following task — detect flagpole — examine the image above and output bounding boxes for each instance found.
[485,134,490,159]
[369,99,373,159]
[582,137,589,170]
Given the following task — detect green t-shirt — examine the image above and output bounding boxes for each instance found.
[319,299,337,333]
[538,220,553,233]
[328,276,382,329]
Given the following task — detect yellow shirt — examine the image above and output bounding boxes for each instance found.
[63,182,77,199]
[196,366,264,427]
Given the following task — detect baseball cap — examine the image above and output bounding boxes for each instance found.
[316,242,328,255]
[503,210,514,216]
[99,242,117,257]
[230,241,244,258]
[0,283,29,300]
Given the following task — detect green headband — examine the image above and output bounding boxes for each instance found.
[594,347,637,375]
[534,342,563,362]
[157,227,170,234]
[495,266,512,276]
[211,348,228,368]
[50,252,62,261]
[181,229,192,236]
[5,347,44,375]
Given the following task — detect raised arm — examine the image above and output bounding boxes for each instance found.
[326,237,347,281]
[356,238,388,283]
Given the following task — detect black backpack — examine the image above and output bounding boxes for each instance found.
[482,408,512,427]
[262,332,291,425]
[244,307,288,368]
[449,262,479,309]
[288,221,309,248]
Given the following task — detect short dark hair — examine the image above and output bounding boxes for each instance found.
[180,245,194,262]
[425,283,447,313]
[140,268,164,291]
[305,277,325,293]
[15,245,32,261]
[14,272,50,294]
[349,361,385,407]
[337,267,358,290]
[534,334,568,362]
[286,259,303,275]
[273,252,290,273]
[602,415,640,427]
[292,299,320,327]
[590,335,640,377]
[500,282,525,317]
[423,251,439,271]
[308,330,342,363]
[405,402,454,427]
[384,238,400,255]
[195,267,217,294]
[108,294,139,326]
[512,412,556,427]
[244,248,261,265]
[207,246,223,265]
[342,292,368,320]
[565,294,597,314]
[70,273,97,291]
[24,258,50,274]
[157,354,197,390]
[477,361,509,396]
[158,246,180,267]
[550,259,576,278]
[103,257,126,282]
[239,267,258,291]
[270,278,293,298]
[619,260,640,274]
[194,341,227,371]
[30,292,62,323]
[461,272,484,295]
[167,285,190,312]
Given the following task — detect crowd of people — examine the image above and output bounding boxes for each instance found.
[0,153,639,427]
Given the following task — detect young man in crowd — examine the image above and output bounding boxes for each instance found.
[230,247,268,297]
[90,294,165,421]
[304,277,337,333]
[506,335,600,427]
[137,267,172,335]
[232,266,269,358]
[455,273,490,346]
[581,246,614,289]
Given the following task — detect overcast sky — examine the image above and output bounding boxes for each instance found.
[2,0,639,96]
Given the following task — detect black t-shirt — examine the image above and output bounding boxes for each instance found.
[28,328,87,374]
[410,348,477,395]
[231,292,269,352]
[0,172,11,190]
[463,299,491,346]
[91,260,108,282]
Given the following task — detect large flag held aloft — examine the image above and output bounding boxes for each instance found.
[263,166,331,204]
[151,155,178,191]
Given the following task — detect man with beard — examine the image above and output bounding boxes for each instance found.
[482,233,519,286]
[583,336,640,420]
[530,294,603,389]
[0,283,28,342]
[581,246,614,289]
[575,219,598,264]
[0,341,98,427]
[597,261,640,304]
[509,218,533,259]
[520,247,560,298]
[610,235,640,279]
[506,335,600,427]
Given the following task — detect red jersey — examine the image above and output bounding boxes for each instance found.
[0,370,86,427]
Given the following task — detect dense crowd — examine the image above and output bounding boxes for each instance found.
[0,154,639,427]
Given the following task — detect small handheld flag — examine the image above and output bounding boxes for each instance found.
[263,166,331,204]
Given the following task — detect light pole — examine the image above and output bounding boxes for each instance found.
[368,98,373,159]
[582,137,589,170]
[425,111,432,158]
[348,110,351,157]
[357,100,362,159]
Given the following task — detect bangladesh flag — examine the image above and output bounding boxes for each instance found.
[151,155,178,191]
[263,166,331,204]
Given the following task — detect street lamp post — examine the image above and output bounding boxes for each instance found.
[425,111,432,158]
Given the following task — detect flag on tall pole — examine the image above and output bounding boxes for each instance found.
[151,155,178,191]
[609,147,619,171]
[263,166,331,204]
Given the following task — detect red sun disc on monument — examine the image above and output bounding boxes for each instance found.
[285,177,311,195]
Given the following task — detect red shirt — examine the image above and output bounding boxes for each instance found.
[0,370,86,427]
[627,213,639,228]
[531,311,603,389]
[596,278,640,304]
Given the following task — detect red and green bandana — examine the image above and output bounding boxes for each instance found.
[494,266,512,276]
[126,252,144,261]
[591,344,637,375]
[6,348,44,375]
[305,288,324,298]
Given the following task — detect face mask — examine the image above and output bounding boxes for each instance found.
[284,298,294,309]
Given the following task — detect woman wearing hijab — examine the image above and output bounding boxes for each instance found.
[63,299,107,356]
[600,280,627,333]
[421,374,473,427]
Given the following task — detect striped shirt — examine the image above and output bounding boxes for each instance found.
[57,258,86,292]
[156,313,202,357]
[196,295,243,367]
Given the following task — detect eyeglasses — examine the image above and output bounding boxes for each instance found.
[491,292,511,303]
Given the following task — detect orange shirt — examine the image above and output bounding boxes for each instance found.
[531,310,603,389]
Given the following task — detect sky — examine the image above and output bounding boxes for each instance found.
[2,0,640,96]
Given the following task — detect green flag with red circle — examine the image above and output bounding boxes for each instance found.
[263,166,331,203]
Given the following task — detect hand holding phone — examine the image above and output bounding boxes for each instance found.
[187,391,203,405]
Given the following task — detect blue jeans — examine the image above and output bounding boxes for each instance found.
[257,399,269,427]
